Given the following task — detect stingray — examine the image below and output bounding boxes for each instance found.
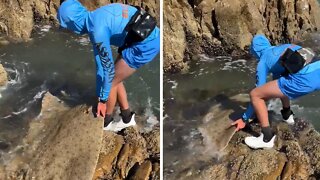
[198,94,249,152]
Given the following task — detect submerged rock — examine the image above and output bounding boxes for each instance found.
[0,64,8,87]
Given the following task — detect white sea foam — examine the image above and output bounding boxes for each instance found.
[40,25,52,32]
[199,54,216,62]
[221,59,247,71]
[168,80,178,89]
[77,37,90,46]
[12,108,28,115]
[5,67,20,85]
[1,115,12,119]
[143,97,159,132]
[267,99,283,114]
[34,90,47,100]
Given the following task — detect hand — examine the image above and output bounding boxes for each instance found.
[231,118,246,131]
[96,102,107,118]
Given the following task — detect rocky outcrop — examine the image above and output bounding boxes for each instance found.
[164,0,320,72]
[169,94,320,180]
[0,64,7,86]
[0,92,159,180]
[93,127,160,180]
[0,0,159,42]
[1,92,104,179]
[184,119,320,180]
[0,0,60,41]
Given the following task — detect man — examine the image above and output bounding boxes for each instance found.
[57,0,160,131]
[232,34,319,149]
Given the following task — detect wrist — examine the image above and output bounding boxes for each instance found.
[99,99,107,104]
[241,117,248,123]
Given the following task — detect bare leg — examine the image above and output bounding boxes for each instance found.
[117,82,129,110]
[250,80,288,127]
[106,85,119,115]
[112,57,136,85]
[106,57,136,115]
[280,96,290,109]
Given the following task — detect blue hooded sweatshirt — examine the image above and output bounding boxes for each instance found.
[242,35,302,121]
[57,0,158,101]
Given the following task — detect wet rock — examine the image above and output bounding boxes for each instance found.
[93,127,159,180]
[143,128,160,156]
[150,163,160,180]
[86,0,159,24]
[130,160,152,180]
[0,64,8,87]
[0,37,9,46]
[117,143,130,179]
[122,127,149,175]
[0,141,9,150]
[163,0,201,73]
[93,131,124,179]
[238,150,287,179]
[164,0,320,72]
[281,141,313,179]
[297,127,320,175]
[0,164,4,180]
[3,92,104,180]
[0,0,60,41]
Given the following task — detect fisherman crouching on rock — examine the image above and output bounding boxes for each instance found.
[232,34,320,149]
[57,0,160,131]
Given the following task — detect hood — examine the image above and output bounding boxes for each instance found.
[57,0,90,35]
[250,34,272,60]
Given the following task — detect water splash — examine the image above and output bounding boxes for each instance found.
[143,97,159,132]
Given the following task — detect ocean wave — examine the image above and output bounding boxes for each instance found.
[76,36,90,46]
[221,59,248,72]
[143,97,159,132]
[199,54,232,62]
[40,25,52,32]
[167,80,178,89]
[12,107,28,115]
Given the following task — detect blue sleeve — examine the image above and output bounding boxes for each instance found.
[242,61,268,121]
[91,30,115,101]
[92,44,103,97]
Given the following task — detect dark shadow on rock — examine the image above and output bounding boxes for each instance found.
[242,124,260,137]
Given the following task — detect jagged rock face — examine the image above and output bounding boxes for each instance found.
[0,0,60,41]
[0,64,7,86]
[163,0,200,73]
[164,0,320,72]
[93,128,160,180]
[0,0,159,41]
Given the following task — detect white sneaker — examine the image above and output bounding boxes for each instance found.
[103,113,136,132]
[244,133,276,149]
[283,114,294,125]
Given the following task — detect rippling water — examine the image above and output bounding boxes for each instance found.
[0,25,159,164]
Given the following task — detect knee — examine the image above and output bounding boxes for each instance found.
[250,88,259,100]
